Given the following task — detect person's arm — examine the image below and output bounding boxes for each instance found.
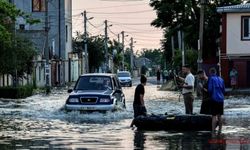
[139,94,145,106]
[208,78,213,94]
[181,76,194,89]
[176,76,185,82]
[182,83,193,89]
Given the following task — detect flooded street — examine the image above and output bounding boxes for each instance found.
[0,79,250,149]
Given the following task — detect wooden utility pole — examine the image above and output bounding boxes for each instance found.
[198,0,205,70]
[45,0,50,93]
[130,37,134,77]
[82,10,89,73]
[121,31,125,71]
[104,20,108,72]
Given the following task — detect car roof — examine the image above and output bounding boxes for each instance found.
[117,71,130,73]
[80,73,116,77]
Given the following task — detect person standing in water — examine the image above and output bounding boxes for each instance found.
[208,68,225,133]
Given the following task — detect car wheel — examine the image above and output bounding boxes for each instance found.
[129,83,132,87]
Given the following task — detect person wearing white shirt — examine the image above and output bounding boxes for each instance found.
[177,65,195,114]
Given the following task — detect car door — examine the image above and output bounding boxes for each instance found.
[112,76,125,104]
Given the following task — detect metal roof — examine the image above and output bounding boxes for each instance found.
[217,3,250,13]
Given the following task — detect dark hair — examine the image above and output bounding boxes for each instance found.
[183,64,190,68]
[140,74,147,83]
[210,68,217,74]
[197,70,205,74]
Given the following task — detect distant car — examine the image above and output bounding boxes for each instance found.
[65,73,126,111]
[117,71,132,87]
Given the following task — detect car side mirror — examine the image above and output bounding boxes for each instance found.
[115,89,122,93]
[67,89,73,93]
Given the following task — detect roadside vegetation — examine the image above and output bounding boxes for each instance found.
[0,0,39,98]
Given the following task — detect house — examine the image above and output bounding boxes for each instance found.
[10,0,75,87]
[217,3,250,88]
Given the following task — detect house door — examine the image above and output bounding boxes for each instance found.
[247,61,250,87]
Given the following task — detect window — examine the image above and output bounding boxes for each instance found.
[66,25,68,42]
[242,16,250,40]
[32,0,45,12]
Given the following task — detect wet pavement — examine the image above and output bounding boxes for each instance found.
[0,78,250,149]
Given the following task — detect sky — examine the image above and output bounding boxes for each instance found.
[72,0,163,53]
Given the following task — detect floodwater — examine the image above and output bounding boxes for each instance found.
[0,82,250,150]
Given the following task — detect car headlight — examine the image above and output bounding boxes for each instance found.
[99,98,111,103]
[68,97,79,103]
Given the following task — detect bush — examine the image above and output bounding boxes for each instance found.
[0,85,34,99]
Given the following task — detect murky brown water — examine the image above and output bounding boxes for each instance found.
[0,84,250,149]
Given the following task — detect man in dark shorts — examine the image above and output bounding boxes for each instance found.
[197,70,211,114]
[133,74,147,118]
[208,68,225,133]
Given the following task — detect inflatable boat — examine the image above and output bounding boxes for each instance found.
[132,114,212,131]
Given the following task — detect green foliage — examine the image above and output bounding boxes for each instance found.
[140,48,163,66]
[0,35,37,77]
[0,85,33,99]
[0,0,21,53]
[0,0,38,80]
[108,39,123,71]
[172,49,198,72]
[149,0,242,66]
[73,34,106,72]
[73,32,125,72]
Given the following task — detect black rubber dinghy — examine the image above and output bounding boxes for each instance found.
[132,114,212,131]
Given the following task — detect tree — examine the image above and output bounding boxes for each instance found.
[73,32,125,73]
[73,34,106,72]
[149,0,242,68]
[0,0,37,86]
[140,48,163,67]
[172,49,198,72]
[108,39,123,72]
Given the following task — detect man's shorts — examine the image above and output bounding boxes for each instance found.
[210,100,224,116]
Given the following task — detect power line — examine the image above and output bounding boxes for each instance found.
[111,22,151,25]
[87,20,104,29]
[112,23,161,32]
[72,2,148,11]
[88,9,153,14]
[92,16,155,20]
[108,27,118,38]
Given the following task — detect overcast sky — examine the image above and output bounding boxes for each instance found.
[72,0,163,53]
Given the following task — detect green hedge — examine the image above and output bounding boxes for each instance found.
[0,85,33,99]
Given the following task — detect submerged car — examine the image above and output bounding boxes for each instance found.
[117,71,132,87]
[65,74,126,111]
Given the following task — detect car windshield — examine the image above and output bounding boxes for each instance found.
[117,72,130,77]
[75,76,112,90]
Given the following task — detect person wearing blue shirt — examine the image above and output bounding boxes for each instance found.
[208,68,225,133]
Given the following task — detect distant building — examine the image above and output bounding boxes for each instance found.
[217,3,250,88]
[11,0,74,87]
[134,57,152,76]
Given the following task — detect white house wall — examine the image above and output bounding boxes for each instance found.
[227,13,250,56]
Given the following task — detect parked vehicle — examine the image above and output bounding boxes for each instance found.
[117,71,132,87]
[65,74,126,111]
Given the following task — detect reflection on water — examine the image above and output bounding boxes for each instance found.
[133,130,250,150]
[0,87,250,149]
